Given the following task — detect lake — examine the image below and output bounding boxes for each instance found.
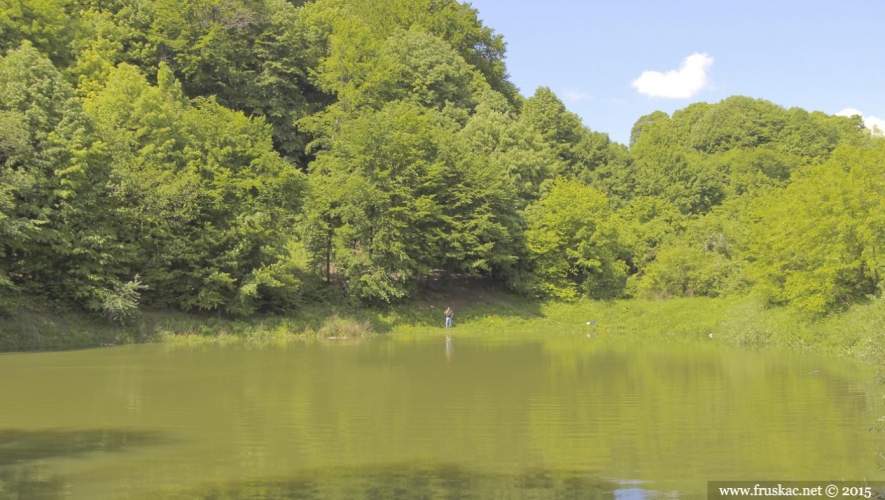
[0,333,882,499]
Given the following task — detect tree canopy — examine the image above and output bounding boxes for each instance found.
[1,0,883,317]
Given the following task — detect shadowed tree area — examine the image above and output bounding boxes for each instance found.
[0,0,884,325]
[150,463,621,500]
[0,429,170,500]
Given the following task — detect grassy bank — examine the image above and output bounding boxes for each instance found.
[2,286,884,364]
[425,293,885,364]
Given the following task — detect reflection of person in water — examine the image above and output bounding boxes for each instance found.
[445,306,454,329]
[445,334,452,363]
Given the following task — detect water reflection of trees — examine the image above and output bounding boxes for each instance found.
[152,463,622,500]
[0,429,168,500]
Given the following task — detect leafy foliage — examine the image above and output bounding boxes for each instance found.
[101,274,146,324]
[304,100,522,303]
[0,42,118,309]
[751,145,885,313]
[82,62,306,313]
[1,0,884,319]
[525,180,626,300]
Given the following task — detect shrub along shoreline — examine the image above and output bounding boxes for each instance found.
[2,293,883,366]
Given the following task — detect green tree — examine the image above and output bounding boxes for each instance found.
[85,62,306,313]
[632,149,726,215]
[304,100,521,302]
[65,0,156,96]
[525,180,626,300]
[147,0,326,162]
[459,90,558,204]
[637,243,733,298]
[615,196,686,276]
[304,101,454,302]
[301,0,515,101]
[687,96,787,154]
[0,0,79,66]
[750,144,885,313]
[521,87,616,180]
[629,110,670,148]
[700,147,798,198]
[0,42,121,309]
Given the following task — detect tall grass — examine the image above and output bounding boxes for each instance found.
[2,293,884,366]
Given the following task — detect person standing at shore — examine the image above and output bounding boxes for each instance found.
[445,306,454,329]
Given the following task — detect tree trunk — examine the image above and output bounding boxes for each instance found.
[325,229,332,284]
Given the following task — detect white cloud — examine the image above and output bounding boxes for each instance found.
[562,89,594,102]
[836,108,863,118]
[837,108,885,137]
[868,116,885,136]
[632,53,714,99]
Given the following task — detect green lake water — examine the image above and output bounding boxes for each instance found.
[0,333,882,499]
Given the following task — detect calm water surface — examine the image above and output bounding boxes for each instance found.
[0,333,881,499]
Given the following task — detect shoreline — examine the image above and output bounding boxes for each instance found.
[2,295,884,367]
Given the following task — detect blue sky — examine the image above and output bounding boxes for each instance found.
[467,0,885,145]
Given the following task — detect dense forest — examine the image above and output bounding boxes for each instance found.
[1,0,884,322]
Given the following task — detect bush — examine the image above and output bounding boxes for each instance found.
[101,275,146,325]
